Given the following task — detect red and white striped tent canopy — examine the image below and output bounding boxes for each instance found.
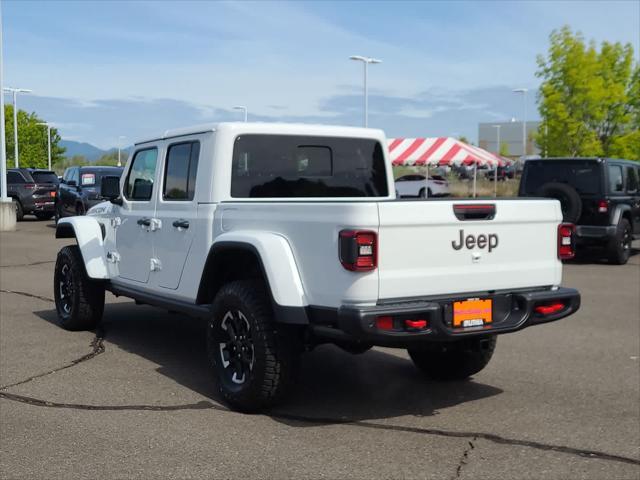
[388,137,504,167]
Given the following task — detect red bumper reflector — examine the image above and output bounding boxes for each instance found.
[534,303,565,315]
[405,319,427,329]
[376,316,394,330]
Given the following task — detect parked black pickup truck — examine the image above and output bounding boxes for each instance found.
[519,157,640,264]
[7,168,59,221]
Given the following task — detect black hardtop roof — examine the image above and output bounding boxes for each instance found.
[531,157,638,165]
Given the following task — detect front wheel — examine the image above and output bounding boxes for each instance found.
[53,245,105,331]
[207,280,299,412]
[408,336,496,380]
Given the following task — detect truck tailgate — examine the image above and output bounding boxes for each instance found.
[377,199,563,300]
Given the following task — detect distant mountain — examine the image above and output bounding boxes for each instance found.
[59,140,107,162]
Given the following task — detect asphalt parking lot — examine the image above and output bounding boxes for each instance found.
[1,219,639,479]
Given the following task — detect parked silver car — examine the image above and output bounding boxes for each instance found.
[395,174,450,197]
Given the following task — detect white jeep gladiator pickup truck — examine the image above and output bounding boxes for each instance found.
[54,122,580,411]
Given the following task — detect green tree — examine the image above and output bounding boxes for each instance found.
[536,26,639,160]
[4,105,66,169]
[52,155,91,175]
[499,141,509,156]
[95,151,121,166]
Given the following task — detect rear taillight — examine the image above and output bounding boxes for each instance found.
[558,223,576,260]
[339,230,377,271]
[598,200,609,213]
[534,303,566,315]
[24,183,36,190]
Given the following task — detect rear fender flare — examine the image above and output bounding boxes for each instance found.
[55,217,109,279]
[205,231,307,308]
[611,204,632,227]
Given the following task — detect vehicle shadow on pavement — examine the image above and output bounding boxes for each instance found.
[568,246,639,265]
[34,301,503,423]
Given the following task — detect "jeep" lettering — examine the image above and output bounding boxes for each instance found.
[452,230,499,252]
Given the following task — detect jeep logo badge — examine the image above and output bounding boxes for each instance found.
[452,229,499,252]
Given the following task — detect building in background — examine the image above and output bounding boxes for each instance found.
[478,120,541,158]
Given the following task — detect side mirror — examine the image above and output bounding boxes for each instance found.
[101,176,122,205]
[67,179,77,187]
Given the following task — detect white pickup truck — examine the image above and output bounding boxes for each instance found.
[54,122,580,411]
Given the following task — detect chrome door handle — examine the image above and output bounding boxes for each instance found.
[172,219,189,229]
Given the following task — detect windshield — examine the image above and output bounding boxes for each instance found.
[231,135,388,198]
[521,160,601,195]
[31,171,59,184]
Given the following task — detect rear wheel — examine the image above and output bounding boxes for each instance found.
[53,245,105,331]
[207,280,299,412]
[408,336,496,380]
[13,199,23,221]
[76,203,85,216]
[607,218,632,265]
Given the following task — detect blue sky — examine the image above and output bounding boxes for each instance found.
[3,0,639,149]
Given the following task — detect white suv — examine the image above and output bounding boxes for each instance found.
[54,122,580,411]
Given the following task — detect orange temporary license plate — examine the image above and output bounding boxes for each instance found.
[453,298,492,328]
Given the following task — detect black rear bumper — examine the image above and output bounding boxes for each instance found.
[309,287,580,348]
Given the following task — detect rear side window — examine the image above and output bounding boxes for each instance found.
[608,165,624,193]
[31,171,59,184]
[124,148,158,201]
[7,172,24,184]
[231,135,388,198]
[625,166,638,193]
[163,141,200,201]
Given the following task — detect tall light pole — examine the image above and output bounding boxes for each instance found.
[513,88,528,158]
[349,55,382,128]
[3,86,31,167]
[0,1,8,203]
[117,135,126,167]
[37,122,52,170]
[233,105,248,122]
[492,125,501,197]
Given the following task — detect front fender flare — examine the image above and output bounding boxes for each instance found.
[208,231,307,308]
[56,217,109,279]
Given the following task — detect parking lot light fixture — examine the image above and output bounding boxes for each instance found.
[37,123,52,170]
[3,86,32,168]
[513,88,528,158]
[349,55,382,128]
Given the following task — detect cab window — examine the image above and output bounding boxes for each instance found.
[163,141,200,201]
[608,165,624,193]
[625,166,638,193]
[124,148,158,201]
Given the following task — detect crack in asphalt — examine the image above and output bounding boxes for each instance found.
[0,329,105,391]
[1,290,638,468]
[451,438,476,479]
[0,260,55,268]
[0,289,54,303]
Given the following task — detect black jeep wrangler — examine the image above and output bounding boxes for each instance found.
[519,158,639,264]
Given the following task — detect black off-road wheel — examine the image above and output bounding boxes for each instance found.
[408,335,497,380]
[207,280,299,412]
[607,218,632,265]
[538,182,582,223]
[53,245,105,331]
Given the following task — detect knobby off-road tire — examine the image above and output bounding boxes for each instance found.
[607,218,632,265]
[207,280,299,412]
[13,200,24,221]
[408,335,497,380]
[538,182,582,223]
[54,245,105,331]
